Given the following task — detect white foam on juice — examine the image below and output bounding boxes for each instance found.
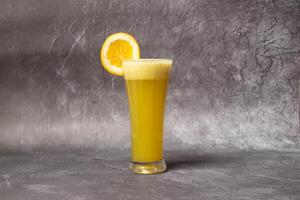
[122,59,172,80]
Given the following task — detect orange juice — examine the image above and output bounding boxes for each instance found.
[123,59,172,173]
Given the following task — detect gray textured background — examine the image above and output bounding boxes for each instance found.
[0,0,299,152]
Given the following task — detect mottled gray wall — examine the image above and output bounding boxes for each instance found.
[0,0,299,151]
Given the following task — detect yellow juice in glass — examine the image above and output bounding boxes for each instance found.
[122,59,172,174]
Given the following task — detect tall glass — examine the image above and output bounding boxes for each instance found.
[122,59,172,174]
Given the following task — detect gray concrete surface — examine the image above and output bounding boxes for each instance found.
[0,0,300,151]
[0,150,299,200]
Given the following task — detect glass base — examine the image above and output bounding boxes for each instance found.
[129,160,167,174]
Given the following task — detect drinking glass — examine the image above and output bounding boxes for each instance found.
[122,59,172,174]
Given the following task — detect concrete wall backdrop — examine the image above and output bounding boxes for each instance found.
[0,0,299,152]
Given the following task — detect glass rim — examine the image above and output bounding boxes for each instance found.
[122,59,172,63]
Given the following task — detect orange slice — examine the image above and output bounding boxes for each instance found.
[100,32,140,76]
